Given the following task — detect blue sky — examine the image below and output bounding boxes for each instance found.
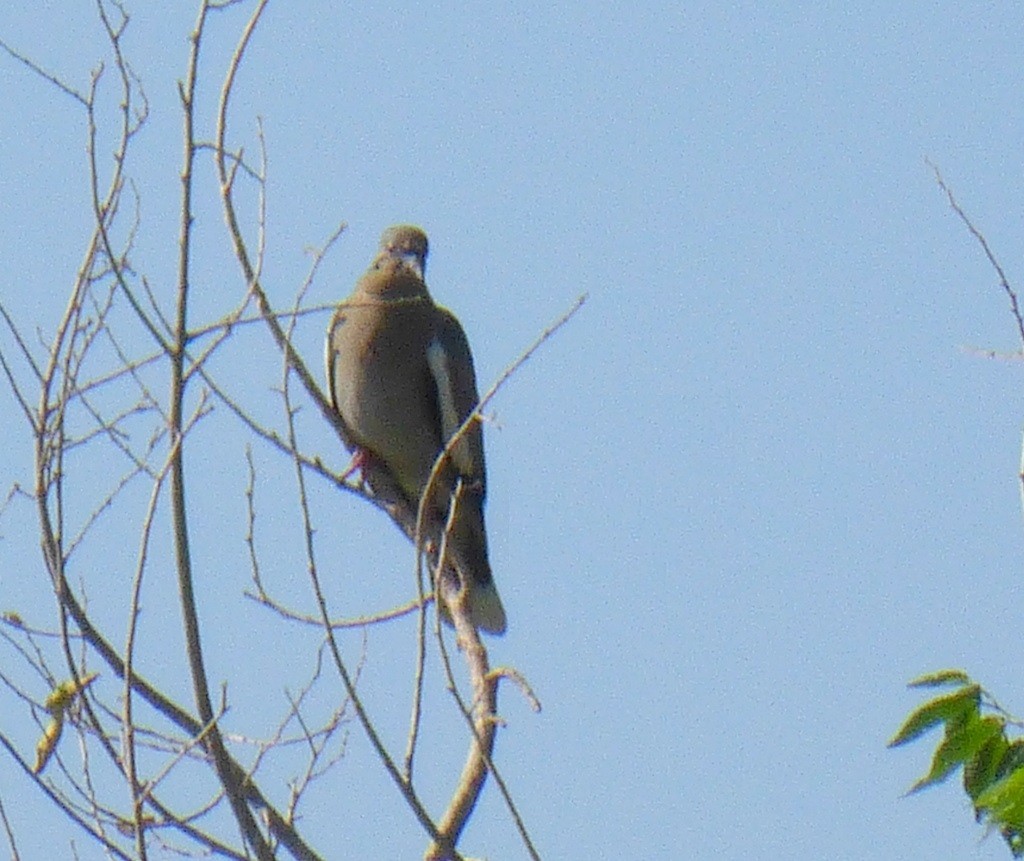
[3,2,1024,858]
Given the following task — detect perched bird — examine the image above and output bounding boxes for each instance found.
[325,225,506,635]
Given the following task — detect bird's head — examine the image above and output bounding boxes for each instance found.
[377,224,429,278]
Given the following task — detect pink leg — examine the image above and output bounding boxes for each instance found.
[339,447,372,482]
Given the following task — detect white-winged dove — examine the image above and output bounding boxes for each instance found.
[325,225,506,635]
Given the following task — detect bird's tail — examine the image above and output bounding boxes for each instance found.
[439,492,506,635]
[467,578,506,635]
[437,573,507,635]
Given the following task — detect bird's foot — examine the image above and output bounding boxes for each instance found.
[339,447,372,483]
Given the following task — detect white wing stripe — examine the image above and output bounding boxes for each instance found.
[426,337,461,440]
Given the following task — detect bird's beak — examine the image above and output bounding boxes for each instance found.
[392,250,425,278]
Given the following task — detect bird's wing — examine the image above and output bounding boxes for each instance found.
[425,308,486,488]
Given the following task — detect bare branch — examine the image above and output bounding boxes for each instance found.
[0,732,133,860]
[927,159,1024,348]
[276,255,449,851]
[0,37,89,106]
[0,796,20,861]
[2,3,580,858]
[172,3,272,857]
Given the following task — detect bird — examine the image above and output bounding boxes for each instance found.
[325,225,506,635]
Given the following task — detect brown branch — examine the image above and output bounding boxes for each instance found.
[246,587,431,628]
[414,292,589,574]
[0,732,133,861]
[121,422,186,861]
[412,296,588,859]
[426,489,536,861]
[421,487,496,860]
[29,519,316,857]
[0,36,89,106]
[927,159,1024,349]
[204,2,584,857]
[213,1,416,531]
[0,302,42,430]
[244,446,430,628]
[212,6,455,850]
[0,796,20,861]
[425,596,497,861]
[7,5,331,860]
[172,3,272,858]
[275,246,449,850]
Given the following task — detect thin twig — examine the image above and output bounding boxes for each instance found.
[0,795,21,861]
[122,426,184,860]
[277,244,449,851]
[172,4,271,857]
[414,297,587,859]
[0,733,133,860]
[927,159,1024,348]
[0,37,89,105]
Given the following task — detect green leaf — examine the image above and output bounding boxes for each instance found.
[1004,829,1024,858]
[908,669,972,690]
[976,764,1024,827]
[889,684,981,748]
[909,712,1001,794]
[965,731,1010,804]
[973,737,1024,856]
[44,671,99,717]
[32,716,63,774]
[1,610,24,628]
[998,741,1024,781]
